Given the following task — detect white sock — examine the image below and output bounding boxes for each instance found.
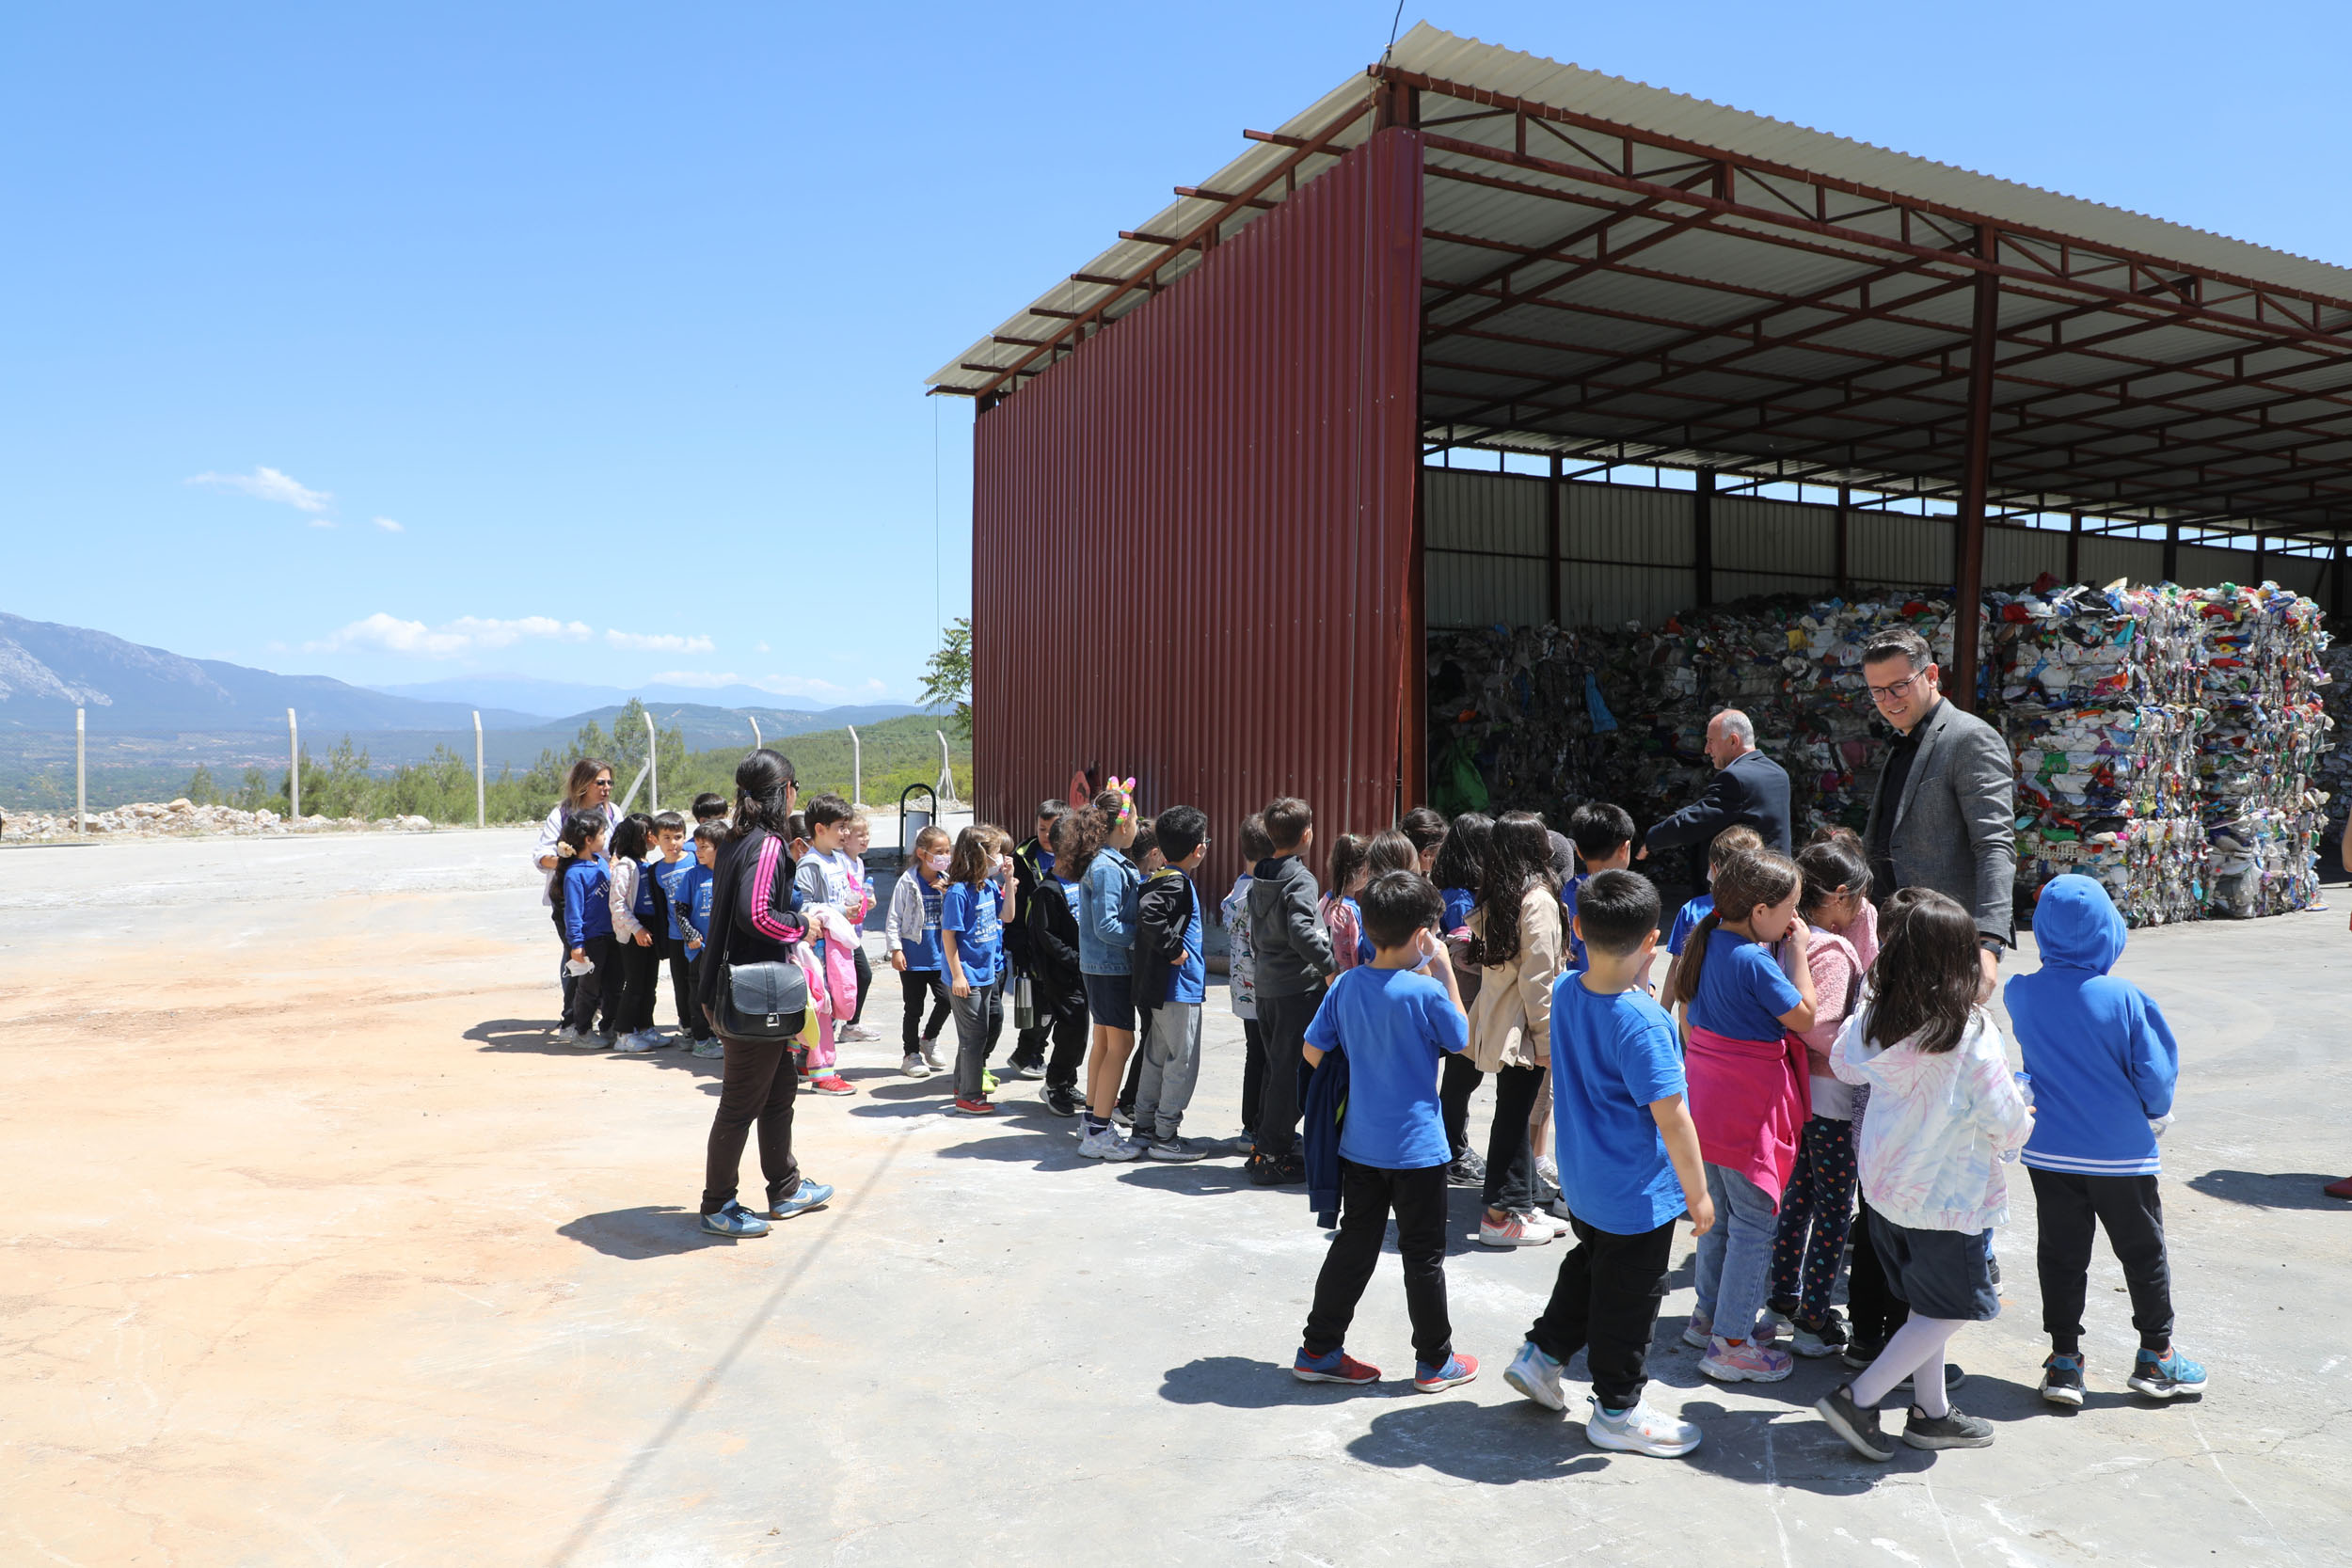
[1850,1315,1964,1415]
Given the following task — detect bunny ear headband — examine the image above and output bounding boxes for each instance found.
[1109,776,1138,823]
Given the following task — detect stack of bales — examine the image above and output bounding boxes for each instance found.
[2191,583,2333,918]
[1989,583,2207,927]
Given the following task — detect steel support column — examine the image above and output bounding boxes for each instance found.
[1693,467,1715,608]
[2336,542,2348,625]
[1949,226,1999,713]
[2163,520,2181,582]
[2068,511,2082,583]
[1546,453,1563,625]
[1834,483,1850,592]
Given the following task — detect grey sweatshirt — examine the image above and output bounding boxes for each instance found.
[1246,854,1336,999]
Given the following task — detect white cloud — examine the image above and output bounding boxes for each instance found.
[605,629,715,655]
[373,516,404,532]
[645,670,889,699]
[308,517,337,530]
[186,465,333,514]
[305,613,594,658]
[755,641,771,653]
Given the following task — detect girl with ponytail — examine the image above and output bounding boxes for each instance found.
[1665,848,1819,1387]
[1072,786,1145,1159]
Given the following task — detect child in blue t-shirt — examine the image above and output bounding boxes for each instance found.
[1506,869,1713,1456]
[676,824,721,1056]
[557,815,615,1045]
[1666,824,1765,958]
[1290,870,1477,1396]
[1562,801,1636,972]
[941,825,1010,1115]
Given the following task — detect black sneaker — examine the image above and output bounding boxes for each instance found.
[1790,1310,1850,1359]
[1247,1151,1290,1187]
[1446,1150,1487,1187]
[1899,1361,1966,1393]
[1842,1337,1884,1371]
[1042,1086,1082,1117]
[1817,1383,1894,1462]
[2039,1353,2086,1407]
[1901,1405,1994,1450]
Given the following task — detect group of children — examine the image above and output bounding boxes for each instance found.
[1268,796,2205,1466]
[548,768,2206,1468]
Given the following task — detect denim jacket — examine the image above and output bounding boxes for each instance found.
[1076,847,1140,975]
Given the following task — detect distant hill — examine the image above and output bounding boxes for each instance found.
[372,675,923,722]
[0,611,543,734]
[481,702,946,763]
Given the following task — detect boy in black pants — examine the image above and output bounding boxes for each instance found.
[1503,870,1715,1457]
[1291,870,1476,1393]
[1246,797,1337,1184]
[1029,812,1092,1117]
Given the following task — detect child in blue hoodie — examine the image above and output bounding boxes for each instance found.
[2006,874,2205,1406]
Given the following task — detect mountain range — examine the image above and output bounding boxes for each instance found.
[0,611,923,739]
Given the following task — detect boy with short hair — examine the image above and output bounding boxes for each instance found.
[1291,869,1477,1394]
[1563,800,1636,971]
[691,792,728,827]
[1504,869,1716,1457]
[1133,805,1210,1161]
[791,793,860,1093]
[2007,873,2204,1406]
[1007,799,1071,1079]
[649,811,694,1045]
[1246,797,1338,1185]
[679,823,723,1056]
[1667,824,1764,957]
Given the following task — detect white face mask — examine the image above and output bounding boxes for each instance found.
[925,853,950,876]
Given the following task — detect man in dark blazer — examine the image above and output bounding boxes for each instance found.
[1859,626,2017,999]
[1637,708,1792,861]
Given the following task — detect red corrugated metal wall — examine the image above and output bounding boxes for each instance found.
[971,128,1423,887]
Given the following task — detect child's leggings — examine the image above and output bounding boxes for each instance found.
[1851,1314,1964,1418]
[1769,1115,1857,1323]
[564,935,614,1034]
[612,938,659,1032]
[899,969,950,1049]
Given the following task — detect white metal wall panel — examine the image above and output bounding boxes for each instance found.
[1984,527,2067,586]
[1561,562,1691,629]
[1848,512,1949,588]
[1716,496,1835,577]
[2078,535,2164,586]
[2263,556,2325,596]
[1560,483,1695,566]
[1424,468,1547,557]
[2174,543,2269,590]
[1716,569,1833,601]
[1426,550,1549,627]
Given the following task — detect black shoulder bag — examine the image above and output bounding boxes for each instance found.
[717,834,810,1041]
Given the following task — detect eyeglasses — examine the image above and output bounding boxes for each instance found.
[1866,670,1924,703]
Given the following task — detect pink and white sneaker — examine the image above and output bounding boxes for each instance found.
[1699,1335,1795,1384]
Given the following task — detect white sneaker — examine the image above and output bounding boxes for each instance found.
[1521,1207,1571,1237]
[1503,1341,1566,1411]
[1536,1155,1560,1189]
[838,1023,877,1042]
[1547,1193,1578,1224]
[551,1025,584,1046]
[1097,1131,1145,1163]
[901,1052,931,1079]
[1478,1212,1554,1248]
[691,1038,724,1058]
[920,1044,947,1071]
[615,1031,661,1053]
[1681,1310,1712,1350]
[1585,1398,1702,1457]
[1076,1125,1129,1161]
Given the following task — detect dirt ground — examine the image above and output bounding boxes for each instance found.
[3,829,2348,1567]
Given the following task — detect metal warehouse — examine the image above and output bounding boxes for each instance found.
[929,24,2352,870]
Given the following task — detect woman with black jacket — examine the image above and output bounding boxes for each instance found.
[691,748,837,1238]
[1028,812,1093,1117]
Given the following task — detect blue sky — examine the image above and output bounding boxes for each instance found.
[5,3,2347,705]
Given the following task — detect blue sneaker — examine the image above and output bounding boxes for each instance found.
[767,1179,834,1220]
[700,1201,770,1238]
[1413,1352,1478,1393]
[2128,1347,2207,1400]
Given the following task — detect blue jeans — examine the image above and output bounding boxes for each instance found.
[1692,1163,1779,1343]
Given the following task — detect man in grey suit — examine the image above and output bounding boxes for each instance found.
[1859,626,2017,999]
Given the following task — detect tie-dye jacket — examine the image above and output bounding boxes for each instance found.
[1831,1003,2032,1233]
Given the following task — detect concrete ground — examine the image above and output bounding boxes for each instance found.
[2,829,2347,1567]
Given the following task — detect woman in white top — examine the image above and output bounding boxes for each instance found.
[536,758,621,1009]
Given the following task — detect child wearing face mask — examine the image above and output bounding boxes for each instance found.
[886,823,955,1077]
[1661,848,1819,1387]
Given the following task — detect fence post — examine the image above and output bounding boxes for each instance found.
[936,729,957,806]
[75,706,86,834]
[288,707,300,820]
[749,714,761,749]
[644,707,659,813]
[473,710,485,829]
[847,725,861,806]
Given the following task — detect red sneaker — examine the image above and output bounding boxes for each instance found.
[809,1074,854,1097]
[952,1097,996,1116]
[1293,1347,1380,1385]
[2325,1175,2352,1200]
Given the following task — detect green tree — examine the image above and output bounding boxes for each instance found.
[921,617,972,739]
[183,765,218,805]
[604,699,691,810]
[231,767,270,811]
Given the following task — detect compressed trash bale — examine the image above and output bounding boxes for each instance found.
[2189,582,2332,918]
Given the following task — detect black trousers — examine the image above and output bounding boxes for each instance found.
[850,943,873,1025]
[552,901,578,1013]
[665,941,707,1038]
[564,934,615,1033]
[899,969,950,1049]
[1528,1214,1677,1408]
[1253,987,1324,1159]
[612,936,659,1032]
[1302,1160,1453,1366]
[1847,1200,1909,1345]
[2029,1167,2174,1354]
[701,1027,803,1214]
[1239,1018,1266,1133]
[1482,1063,1545,1213]
[1038,975,1089,1091]
[1440,1053,1484,1161]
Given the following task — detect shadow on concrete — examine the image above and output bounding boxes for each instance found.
[1671,1402,1887,1493]
[2187,1168,2351,1212]
[558,1206,733,1259]
[1118,1162,1254,1197]
[465,1017,570,1053]
[1159,1355,1393,1409]
[1345,1398,1612,1483]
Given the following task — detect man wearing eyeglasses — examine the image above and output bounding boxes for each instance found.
[1859,627,2017,998]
